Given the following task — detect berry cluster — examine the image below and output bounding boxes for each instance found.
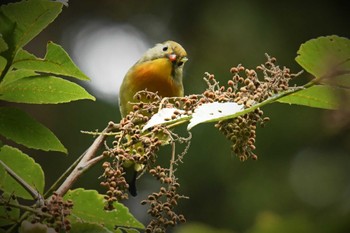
[141,166,186,233]
[32,193,73,232]
[101,161,129,210]
[214,55,298,160]
[98,91,191,231]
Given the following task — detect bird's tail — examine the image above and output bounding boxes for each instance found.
[128,171,138,196]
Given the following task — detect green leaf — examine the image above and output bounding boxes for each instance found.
[0,145,45,200]
[13,42,90,80]
[277,85,340,109]
[0,56,6,76]
[64,189,144,232]
[0,74,95,104]
[0,107,67,153]
[296,35,350,85]
[0,69,36,85]
[0,0,63,57]
[70,222,113,233]
[0,35,8,53]
[0,193,20,227]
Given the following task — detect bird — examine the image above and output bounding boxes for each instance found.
[118,40,188,196]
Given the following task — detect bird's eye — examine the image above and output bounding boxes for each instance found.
[162,46,168,51]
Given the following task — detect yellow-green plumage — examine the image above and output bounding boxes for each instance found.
[118,41,188,196]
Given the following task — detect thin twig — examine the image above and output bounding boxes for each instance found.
[0,202,51,218]
[55,122,115,197]
[0,160,44,206]
[168,141,176,181]
[44,149,87,198]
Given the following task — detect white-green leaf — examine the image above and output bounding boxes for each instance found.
[188,102,244,130]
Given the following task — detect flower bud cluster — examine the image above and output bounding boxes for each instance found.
[31,193,73,232]
[101,161,129,210]
[141,166,186,232]
[212,55,298,160]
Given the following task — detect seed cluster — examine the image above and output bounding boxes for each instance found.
[100,117,166,210]
[101,161,129,210]
[99,91,188,231]
[31,193,73,232]
[141,166,186,233]
[213,55,299,160]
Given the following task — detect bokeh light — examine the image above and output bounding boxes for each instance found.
[62,20,150,102]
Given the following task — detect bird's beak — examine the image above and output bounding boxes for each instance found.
[168,53,177,62]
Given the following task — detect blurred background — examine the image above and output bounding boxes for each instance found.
[5,0,350,232]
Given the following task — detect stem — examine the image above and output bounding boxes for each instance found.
[0,160,44,205]
[169,141,176,180]
[0,202,51,218]
[54,122,115,197]
[44,149,87,198]
[0,50,15,82]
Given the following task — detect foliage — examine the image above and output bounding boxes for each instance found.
[0,0,349,233]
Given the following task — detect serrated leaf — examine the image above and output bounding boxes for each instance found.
[13,42,90,80]
[277,85,340,109]
[1,69,36,85]
[0,145,45,200]
[0,0,62,57]
[70,222,113,233]
[0,107,67,153]
[188,102,244,130]
[64,189,144,232]
[0,193,20,227]
[0,74,95,104]
[296,35,350,86]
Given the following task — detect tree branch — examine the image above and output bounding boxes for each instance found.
[0,160,44,206]
[55,121,117,197]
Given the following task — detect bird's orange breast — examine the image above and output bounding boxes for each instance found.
[131,58,183,97]
[119,58,184,116]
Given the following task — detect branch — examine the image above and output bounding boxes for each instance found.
[54,121,117,197]
[0,201,51,219]
[0,160,44,206]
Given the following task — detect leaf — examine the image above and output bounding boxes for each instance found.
[188,102,244,129]
[64,189,144,232]
[0,35,8,53]
[13,42,90,80]
[0,0,63,57]
[0,74,95,104]
[277,85,340,109]
[0,56,6,76]
[0,193,20,227]
[0,107,67,153]
[0,69,36,86]
[0,145,45,200]
[142,108,188,131]
[143,102,245,131]
[296,35,350,85]
[70,222,113,233]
